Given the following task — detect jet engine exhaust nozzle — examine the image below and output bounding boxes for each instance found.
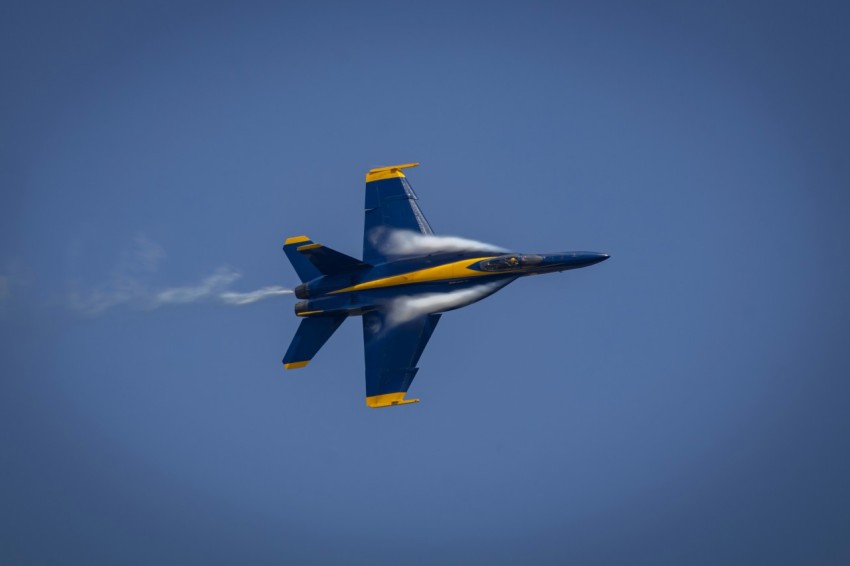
[294,283,309,299]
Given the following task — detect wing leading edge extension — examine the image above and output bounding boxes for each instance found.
[363,163,433,265]
[362,310,441,408]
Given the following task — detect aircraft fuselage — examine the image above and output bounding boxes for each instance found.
[292,250,609,318]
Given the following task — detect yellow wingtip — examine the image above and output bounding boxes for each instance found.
[284,361,309,369]
[284,235,310,245]
[366,392,420,408]
[365,162,420,183]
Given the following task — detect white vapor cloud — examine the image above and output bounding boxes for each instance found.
[386,281,508,326]
[373,229,507,257]
[68,235,292,316]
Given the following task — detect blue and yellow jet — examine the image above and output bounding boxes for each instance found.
[283,163,609,408]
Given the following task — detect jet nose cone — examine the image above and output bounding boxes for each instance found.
[583,252,610,266]
[540,251,610,271]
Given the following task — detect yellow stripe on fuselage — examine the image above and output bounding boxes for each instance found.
[329,257,513,294]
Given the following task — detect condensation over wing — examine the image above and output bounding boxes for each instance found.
[362,309,441,408]
[363,163,433,265]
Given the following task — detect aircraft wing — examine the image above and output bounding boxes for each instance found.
[362,309,441,407]
[363,163,433,265]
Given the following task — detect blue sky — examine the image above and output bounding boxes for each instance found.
[2,1,849,564]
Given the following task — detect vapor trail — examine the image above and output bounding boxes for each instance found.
[67,237,293,315]
[150,267,292,307]
[153,268,241,306]
[219,286,293,305]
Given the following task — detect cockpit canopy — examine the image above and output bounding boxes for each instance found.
[479,254,544,272]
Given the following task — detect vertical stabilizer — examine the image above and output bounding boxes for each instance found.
[283,236,323,283]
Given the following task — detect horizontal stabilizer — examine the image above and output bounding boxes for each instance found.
[283,315,347,369]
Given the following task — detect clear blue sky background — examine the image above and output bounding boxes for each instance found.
[2,1,849,564]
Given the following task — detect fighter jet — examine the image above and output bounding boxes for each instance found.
[283,163,609,408]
